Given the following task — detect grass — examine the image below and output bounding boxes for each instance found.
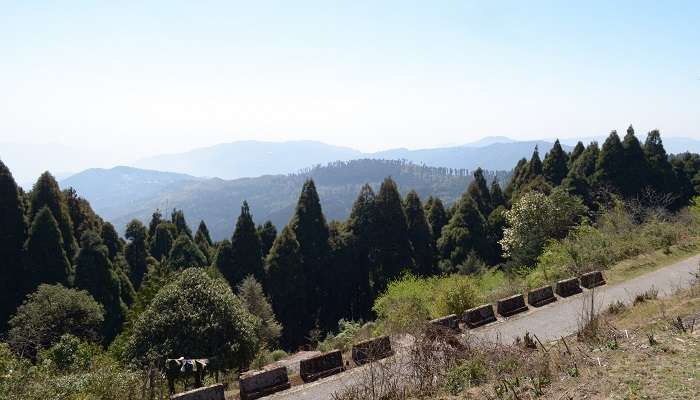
[604,239,700,285]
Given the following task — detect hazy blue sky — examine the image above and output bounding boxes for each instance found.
[1,1,699,159]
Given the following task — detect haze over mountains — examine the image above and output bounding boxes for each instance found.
[61,160,509,240]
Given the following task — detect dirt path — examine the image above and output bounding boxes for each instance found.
[265,254,700,400]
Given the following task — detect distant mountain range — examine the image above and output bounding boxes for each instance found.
[61,160,509,240]
[132,138,568,179]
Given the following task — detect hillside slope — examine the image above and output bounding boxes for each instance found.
[62,159,509,240]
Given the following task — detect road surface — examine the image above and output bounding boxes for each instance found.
[266,254,700,400]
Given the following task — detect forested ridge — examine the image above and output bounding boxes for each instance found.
[2,127,700,397]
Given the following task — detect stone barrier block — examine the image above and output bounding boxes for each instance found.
[463,304,497,329]
[555,277,583,298]
[352,336,394,365]
[580,271,606,289]
[429,314,459,331]
[496,294,529,317]
[239,366,291,400]
[300,350,345,383]
[171,384,225,400]
[527,285,557,308]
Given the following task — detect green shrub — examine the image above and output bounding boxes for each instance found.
[433,275,483,317]
[270,349,288,361]
[444,359,487,395]
[373,274,433,333]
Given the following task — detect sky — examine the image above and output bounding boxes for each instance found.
[1,1,699,167]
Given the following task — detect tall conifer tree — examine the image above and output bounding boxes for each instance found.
[150,223,174,261]
[425,196,448,244]
[404,190,434,276]
[568,141,585,167]
[542,139,569,185]
[101,222,122,262]
[24,207,72,289]
[373,178,412,290]
[168,234,207,270]
[74,230,126,342]
[467,168,493,216]
[0,160,28,329]
[257,221,277,257]
[437,195,486,270]
[490,179,505,209]
[265,226,307,348]
[595,131,626,191]
[644,130,675,196]
[29,172,77,261]
[226,201,264,285]
[170,209,192,238]
[620,125,648,197]
[124,219,148,290]
[346,184,378,318]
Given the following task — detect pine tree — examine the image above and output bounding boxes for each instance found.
[0,160,28,329]
[425,196,448,243]
[257,221,277,257]
[168,234,207,270]
[236,276,282,347]
[124,219,148,290]
[620,125,648,197]
[373,178,412,290]
[150,222,175,261]
[225,201,264,286]
[504,158,528,200]
[490,179,505,209]
[73,230,126,342]
[101,222,122,262]
[64,187,102,240]
[346,184,378,319]
[194,220,213,263]
[542,139,569,185]
[194,220,213,247]
[527,146,543,179]
[170,209,192,238]
[147,210,163,244]
[467,168,493,216]
[568,141,585,167]
[644,129,675,196]
[264,226,307,348]
[289,180,331,324]
[594,131,626,191]
[29,172,77,261]
[326,221,363,324]
[437,195,486,271]
[568,142,600,180]
[404,190,434,275]
[24,207,72,290]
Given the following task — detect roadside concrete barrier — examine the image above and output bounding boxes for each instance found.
[429,314,459,331]
[352,336,394,365]
[463,304,497,328]
[171,384,225,400]
[555,277,583,298]
[580,271,606,289]
[239,366,291,400]
[527,285,557,307]
[300,350,345,383]
[496,294,529,317]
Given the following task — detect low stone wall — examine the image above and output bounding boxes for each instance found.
[239,366,291,400]
[300,350,345,383]
[429,314,459,331]
[352,336,394,365]
[528,285,557,308]
[171,384,225,400]
[496,294,529,317]
[555,277,583,298]
[580,271,606,289]
[463,304,497,328]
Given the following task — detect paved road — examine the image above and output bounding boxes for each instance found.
[266,254,700,400]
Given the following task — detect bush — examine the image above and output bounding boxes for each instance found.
[373,274,482,334]
[444,359,487,395]
[8,284,104,360]
[38,334,97,372]
[317,320,375,353]
[373,274,433,333]
[433,275,483,317]
[127,268,260,371]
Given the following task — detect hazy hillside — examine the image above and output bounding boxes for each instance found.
[131,138,565,179]
[133,140,362,179]
[62,159,509,240]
